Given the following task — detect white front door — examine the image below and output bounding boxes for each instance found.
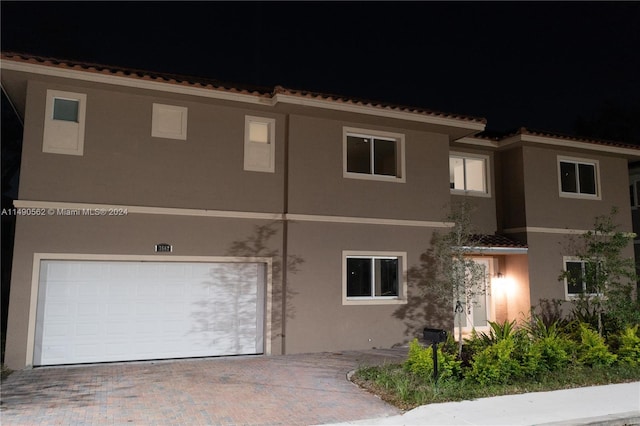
[34,260,265,366]
[456,258,493,335]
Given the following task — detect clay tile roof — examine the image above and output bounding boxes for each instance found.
[515,127,639,150]
[469,234,528,249]
[1,51,274,97]
[272,85,487,124]
[1,52,487,124]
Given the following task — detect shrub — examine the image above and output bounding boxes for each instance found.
[404,338,461,382]
[577,323,617,367]
[615,325,640,366]
[463,320,521,361]
[530,336,575,372]
[466,337,523,385]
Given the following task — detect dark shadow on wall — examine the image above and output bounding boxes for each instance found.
[191,222,303,354]
[393,235,453,341]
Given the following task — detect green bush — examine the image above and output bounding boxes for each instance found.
[615,325,640,366]
[466,337,523,385]
[577,323,617,367]
[463,320,520,361]
[404,338,461,382]
[530,336,575,372]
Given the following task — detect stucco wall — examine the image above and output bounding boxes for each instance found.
[522,145,633,230]
[19,78,285,213]
[283,220,453,353]
[5,214,285,369]
[287,114,451,221]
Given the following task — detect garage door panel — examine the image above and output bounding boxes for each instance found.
[35,260,265,366]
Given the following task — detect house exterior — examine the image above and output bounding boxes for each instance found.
[2,52,638,370]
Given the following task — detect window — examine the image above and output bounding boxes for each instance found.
[449,153,489,195]
[43,90,87,155]
[53,98,79,122]
[563,258,602,299]
[630,177,640,208]
[342,251,407,305]
[244,116,275,173]
[343,127,405,182]
[558,157,600,199]
[152,103,188,140]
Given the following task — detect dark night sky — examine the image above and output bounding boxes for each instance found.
[1,1,639,137]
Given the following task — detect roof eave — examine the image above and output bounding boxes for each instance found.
[1,55,487,132]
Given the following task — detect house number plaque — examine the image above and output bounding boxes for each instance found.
[155,243,172,253]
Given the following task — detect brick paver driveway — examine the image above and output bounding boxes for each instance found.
[0,349,406,425]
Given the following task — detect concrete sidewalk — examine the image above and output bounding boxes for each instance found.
[324,381,640,426]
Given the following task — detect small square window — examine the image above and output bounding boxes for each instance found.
[558,157,600,199]
[449,153,489,195]
[43,89,86,156]
[53,98,79,122]
[343,251,407,305]
[343,127,405,182]
[249,122,270,144]
[152,103,188,140]
[244,116,275,173]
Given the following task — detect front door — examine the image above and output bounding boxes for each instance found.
[456,258,493,335]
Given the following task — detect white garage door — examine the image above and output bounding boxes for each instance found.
[34,260,265,366]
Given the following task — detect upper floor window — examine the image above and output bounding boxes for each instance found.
[630,176,640,208]
[449,153,489,196]
[244,116,275,173]
[343,127,405,183]
[342,251,407,305]
[152,103,188,140]
[558,157,600,199]
[43,90,87,156]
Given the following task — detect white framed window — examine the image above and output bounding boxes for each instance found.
[629,176,640,209]
[449,152,490,196]
[558,156,600,199]
[343,127,406,183]
[342,251,407,305]
[244,116,275,173]
[152,103,188,140]
[43,89,87,156]
[563,257,603,300]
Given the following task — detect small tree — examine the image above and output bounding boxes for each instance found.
[429,200,488,357]
[560,207,639,333]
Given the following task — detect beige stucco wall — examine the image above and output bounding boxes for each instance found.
[283,220,454,354]
[287,114,451,221]
[521,145,633,230]
[502,254,531,322]
[5,214,285,369]
[19,79,285,213]
[498,147,527,231]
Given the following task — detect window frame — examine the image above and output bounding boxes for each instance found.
[43,89,87,156]
[342,250,407,305]
[629,175,640,209]
[343,127,406,183]
[563,256,604,300]
[557,156,601,200]
[449,152,491,197]
[244,115,276,173]
[151,103,188,140]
